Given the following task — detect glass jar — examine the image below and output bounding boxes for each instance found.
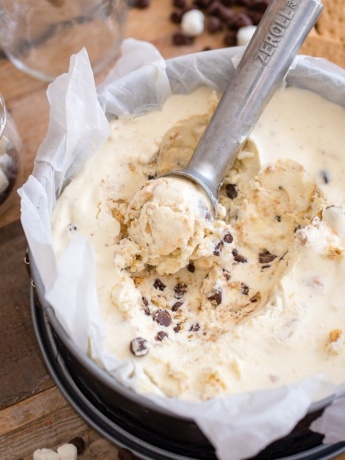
[0,0,128,82]
[0,94,22,218]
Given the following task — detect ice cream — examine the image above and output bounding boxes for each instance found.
[51,85,345,401]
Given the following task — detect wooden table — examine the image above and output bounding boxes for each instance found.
[0,1,344,459]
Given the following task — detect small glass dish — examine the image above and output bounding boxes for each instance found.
[0,94,22,219]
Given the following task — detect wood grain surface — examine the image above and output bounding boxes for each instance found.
[0,1,344,459]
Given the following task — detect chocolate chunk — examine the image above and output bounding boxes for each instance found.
[155,331,168,341]
[225,183,238,199]
[320,170,331,184]
[153,309,172,327]
[208,289,222,305]
[189,323,200,331]
[174,323,181,333]
[174,282,187,298]
[130,337,149,357]
[213,240,224,256]
[68,437,85,455]
[172,301,183,312]
[258,250,277,264]
[241,282,249,295]
[223,232,233,243]
[187,261,196,272]
[232,249,247,263]
[172,31,194,45]
[153,278,166,291]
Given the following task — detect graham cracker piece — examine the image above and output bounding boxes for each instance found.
[300,27,345,68]
[316,0,345,43]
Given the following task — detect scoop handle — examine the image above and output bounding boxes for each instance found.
[178,0,323,210]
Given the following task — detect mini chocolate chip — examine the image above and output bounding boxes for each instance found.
[187,261,196,272]
[172,31,194,45]
[147,174,156,180]
[223,232,233,243]
[130,337,149,357]
[232,249,247,263]
[174,282,187,298]
[261,264,271,269]
[155,331,168,341]
[142,296,149,306]
[172,301,183,312]
[225,183,238,199]
[153,309,172,327]
[241,283,249,295]
[189,323,200,331]
[208,289,222,305]
[275,215,281,222]
[213,240,224,256]
[68,437,85,455]
[153,278,166,291]
[258,250,277,264]
[174,323,181,333]
[320,170,331,184]
[207,15,223,33]
[250,292,261,303]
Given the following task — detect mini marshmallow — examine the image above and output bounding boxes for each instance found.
[181,9,205,37]
[33,449,59,460]
[57,443,78,460]
[236,25,257,46]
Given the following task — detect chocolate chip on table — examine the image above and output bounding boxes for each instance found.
[130,337,149,357]
[187,261,196,272]
[172,31,194,45]
[134,0,150,8]
[153,278,166,291]
[174,282,187,298]
[232,249,247,263]
[207,15,223,33]
[170,9,184,23]
[213,240,224,256]
[225,183,238,199]
[68,437,85,455]
[223,232,233,244]
[118,447,137,460]
[208,288,222,305]
[153,309,172,327]
[173,0,186,7]
[232,11,253,28]
[172,301,183,311]
[224,30,237,46]
[193,0,213,8]
[156,331,168,341]
[258,250,277,264]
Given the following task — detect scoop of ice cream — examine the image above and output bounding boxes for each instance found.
[119,176,216,274]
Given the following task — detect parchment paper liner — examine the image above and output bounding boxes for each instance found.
[19,39,345,460]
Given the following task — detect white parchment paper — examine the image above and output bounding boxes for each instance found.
[19,38,345,460]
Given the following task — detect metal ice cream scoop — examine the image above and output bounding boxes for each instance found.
[163,0,323,212]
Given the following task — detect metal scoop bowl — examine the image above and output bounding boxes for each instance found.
[162,0,323,213]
